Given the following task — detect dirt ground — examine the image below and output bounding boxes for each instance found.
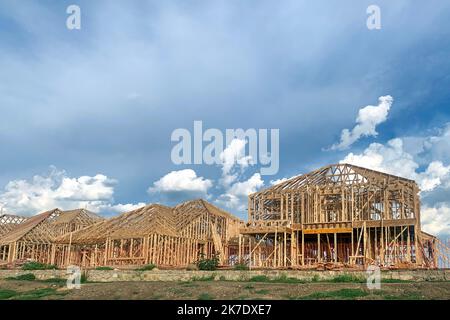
[1,279,449,300]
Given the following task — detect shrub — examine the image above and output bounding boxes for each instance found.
[196,253,219,271]
[191,275,215,281]
[137,264,156,271]
[233,263,249,271]
[249,275,270,282]
[7,273,36,281]
[41,277,67,284]
[21,262,57,270]
[95,266,114,270]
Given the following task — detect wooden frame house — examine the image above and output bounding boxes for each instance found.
[54,199,243,268]
[239,163,439,269]
[0,208,103,266]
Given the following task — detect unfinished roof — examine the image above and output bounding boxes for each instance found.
[174,199,241,230]
[253,163,417,196]
[51,209,104,225]
[0,209,61,245]
[0,214,28,238]
[56,199,243,245]
[56,204,177,244]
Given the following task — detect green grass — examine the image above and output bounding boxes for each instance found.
[273,274,306,283]
[233,263,249,271]
[299,288,369,300]
[95,266,114,270]
[137,264,157,271]
[381,278,413,283]
[191,275,215,281]
[197,293,214,300]
[381,291,424,300]
[0,288,67,300]
[248,274,305,284]
[6,273,36,281]
[21,262,58,270]
[330,274,365,283]
[5,273,68,284]
[12,288,64,300]
[0,289,18,299]
[41,277,67,284]
[249,275,270,282]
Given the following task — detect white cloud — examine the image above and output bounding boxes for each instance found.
[341,138,450,192]
[270,173,300,186]
[148,169,212,197]
[421,204,450,237]
[0,167,139,216]
[331,95,393,150]
[216,173,264,211]
[419,161,450,192]
[341,138,418,180]
[103,202,147,214]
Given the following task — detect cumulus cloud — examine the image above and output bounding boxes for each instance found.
[97,202,146,215]
[341,138,450,192]
[270,173,300,186]
[330,95,393,150]
[147,139,261,212]
[148,169,212,200]
[341,138,418,181]
[421,204,450,238]
[0,167,141,216]
[216,173,264,211]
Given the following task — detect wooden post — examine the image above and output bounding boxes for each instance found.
[66,232,73,266]
[301,231,305,266]
[317,234,321,263]
[283,232,287,267]
[334,233,337,263]
[238,234,242,263]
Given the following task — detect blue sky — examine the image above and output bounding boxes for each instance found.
[0,1,449,236]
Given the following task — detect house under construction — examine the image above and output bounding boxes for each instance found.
[239,163,442,269]
[0,209,103,266]
[0,214,28,238]
[53,199,243,268]
[1,164,448,270]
